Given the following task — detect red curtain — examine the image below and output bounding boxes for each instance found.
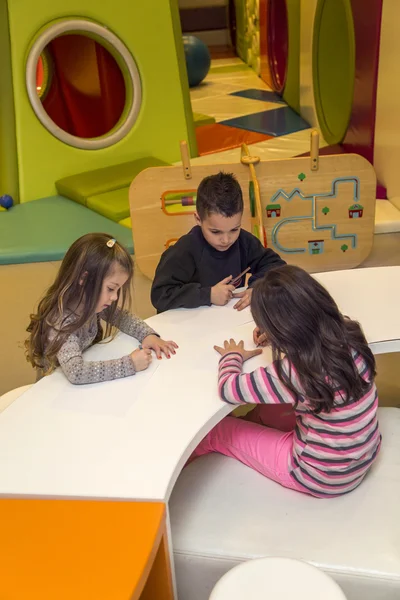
[41,35,126,138]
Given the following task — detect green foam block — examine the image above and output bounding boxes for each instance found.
[0,196,134,265]
[119,217,132,229]
[55,157,170,206]
[88,188,130,222]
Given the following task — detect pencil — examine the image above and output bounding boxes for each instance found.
[231,267,251,285]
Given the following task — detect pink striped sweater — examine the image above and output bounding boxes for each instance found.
[218,351,381,497]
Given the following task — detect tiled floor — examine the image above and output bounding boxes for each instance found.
[192,57,314,159]
[196,123,271,156]
[231,89,286,103]
[192,94,276,123]
[221,106,310,137]
[176,129,329,167]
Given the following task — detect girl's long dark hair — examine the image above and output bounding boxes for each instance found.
[251,265,376,413]
[25,233,133,375]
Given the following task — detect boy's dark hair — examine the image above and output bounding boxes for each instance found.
[196,172,243,220]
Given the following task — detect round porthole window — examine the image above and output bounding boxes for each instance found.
[26,19,142,150]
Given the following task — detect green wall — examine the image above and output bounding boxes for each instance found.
[5,0,195,202]
[0,0,19,202]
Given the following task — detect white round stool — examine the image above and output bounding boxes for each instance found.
[209,557,347,599]
[0,385,32,414]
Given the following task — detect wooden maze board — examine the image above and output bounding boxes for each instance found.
[129,154,376,280]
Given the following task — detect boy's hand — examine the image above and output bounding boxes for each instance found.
[211,276,236,306]
[253,327,268,347]
[233,288,252,311]
[142,334,178,359]
[214,339,262,362]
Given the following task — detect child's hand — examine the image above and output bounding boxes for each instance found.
[233,288,252,311]
[130,348,152,372]
[211,276,236,306]
[142,334,178,359]
[253,327,268,347]
[214,339,263,362]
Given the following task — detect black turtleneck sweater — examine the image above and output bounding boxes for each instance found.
[151,226,286,313]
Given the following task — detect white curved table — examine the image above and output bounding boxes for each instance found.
[0,266,398,502]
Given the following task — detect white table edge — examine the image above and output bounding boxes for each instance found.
[0,266,399,503]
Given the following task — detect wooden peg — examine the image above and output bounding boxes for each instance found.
[240,145,265,246]
[180,140,192,180]
[310,130,319,171]
[240,143,260,165]
[241,155,260,165]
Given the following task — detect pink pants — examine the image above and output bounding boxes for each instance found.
[191,405,306,494]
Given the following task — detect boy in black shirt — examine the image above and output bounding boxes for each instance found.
[151,172,286,313]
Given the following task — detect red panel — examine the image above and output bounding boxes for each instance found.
[260,0,289,93]
[268,0,289,93]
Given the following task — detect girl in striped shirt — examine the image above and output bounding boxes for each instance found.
[192,265,381,498]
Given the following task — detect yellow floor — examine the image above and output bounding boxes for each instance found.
[0,235,399,404]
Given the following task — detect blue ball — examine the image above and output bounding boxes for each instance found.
[183,35,211,88]
[0,194,13,209]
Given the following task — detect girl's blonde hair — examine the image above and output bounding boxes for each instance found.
[25,233,133,375]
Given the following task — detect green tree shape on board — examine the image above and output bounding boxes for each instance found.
[341,244,349,253]
[322,206,330,215]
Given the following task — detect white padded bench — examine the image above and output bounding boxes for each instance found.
[170,408,400,600]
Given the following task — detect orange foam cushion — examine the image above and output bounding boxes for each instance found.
[196,123,271,156]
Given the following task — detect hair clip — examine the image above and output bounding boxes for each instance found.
[106,238,116,248]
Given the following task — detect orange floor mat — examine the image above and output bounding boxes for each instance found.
[208,46,237,59]
[196,123,271,156]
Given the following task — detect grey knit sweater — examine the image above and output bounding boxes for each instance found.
[49,307,156,385]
